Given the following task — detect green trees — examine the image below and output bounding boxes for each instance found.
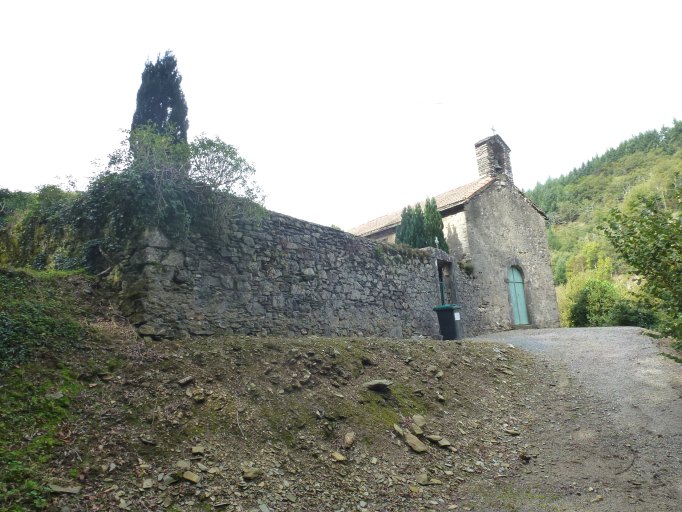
[604,189,682,337]
[395,206,416,247]
[566,278,619,327]
[424,197,449,252]
[525,120,682,336]
[131,51,189,144]
[395,198,449,252]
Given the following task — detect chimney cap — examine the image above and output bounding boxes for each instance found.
[474,134,510,151]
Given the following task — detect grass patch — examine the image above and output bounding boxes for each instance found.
[0,268,91,510]
[662,352,682,364]
[0,365,83,511]
[0,268,87,370]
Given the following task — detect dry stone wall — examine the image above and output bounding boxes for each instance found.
[120,211,458,340]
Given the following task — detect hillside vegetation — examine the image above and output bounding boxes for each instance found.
[527,120,682,338]
[0,127,263,276]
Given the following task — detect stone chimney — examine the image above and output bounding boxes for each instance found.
[474,134,513,183]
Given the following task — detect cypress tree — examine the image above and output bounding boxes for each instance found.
[396,206,415,246]
[413,203,427,248]
[131,51,189,143]
[396,198,449,251]
[424,197,449,252]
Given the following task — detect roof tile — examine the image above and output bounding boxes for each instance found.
[350,176,494,237]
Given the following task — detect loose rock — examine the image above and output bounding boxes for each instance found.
[331,451,347,462]
[242,466,263,480]
[48,484,81,494]
[177,376,195,386]
[412,415,427,428]
[363,380,393,392]
[404,432,428,453]
[182,471,201,484]
[343,431,356,448]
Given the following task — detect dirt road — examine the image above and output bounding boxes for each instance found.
[469,327,682,511]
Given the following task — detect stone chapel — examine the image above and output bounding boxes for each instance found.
[350,135,560,333]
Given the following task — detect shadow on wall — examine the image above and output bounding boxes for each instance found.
[446,225,464,260]
[446,226,473,277]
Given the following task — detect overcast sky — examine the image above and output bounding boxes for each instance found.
[1,1,680,229]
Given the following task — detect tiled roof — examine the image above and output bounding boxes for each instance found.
[350,176,495,237]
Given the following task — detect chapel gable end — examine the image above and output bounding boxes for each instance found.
[475,134,513,183]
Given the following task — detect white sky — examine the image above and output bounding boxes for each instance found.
[1,1,680,229]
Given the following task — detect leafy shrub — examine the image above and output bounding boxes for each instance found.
[604,189,681,340]
[0,186,80,269]
[567,278,619,327]
[657,311,682,341]
[606,297,658,328]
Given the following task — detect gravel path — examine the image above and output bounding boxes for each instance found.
[471,327,682,511]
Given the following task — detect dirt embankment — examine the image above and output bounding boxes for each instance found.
[21,320,551,512]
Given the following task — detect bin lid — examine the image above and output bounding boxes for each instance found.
[432,304,460,311]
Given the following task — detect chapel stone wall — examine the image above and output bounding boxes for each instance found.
[120,211,466,340]
[456,180,560,332]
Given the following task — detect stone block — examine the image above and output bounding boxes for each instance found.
[162,250,185,267]
[143,228,171,248]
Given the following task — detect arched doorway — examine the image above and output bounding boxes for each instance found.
[508,266,529,325]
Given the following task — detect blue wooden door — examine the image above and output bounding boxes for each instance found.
[508,267,529,325]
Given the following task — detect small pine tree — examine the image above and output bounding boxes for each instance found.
[413,203,427,248]
[396,198,449,251]
[424,197,449,252]
[131,51,189,144]
[396,206,415,246]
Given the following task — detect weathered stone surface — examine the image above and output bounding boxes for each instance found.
[161,250,185,267]
[121,212,452,340]
[242,466,263,480]
[48,484,81,494]
[343,431,356,448]
[177,376,194,386]
[143,228,171,248]
[412,415,427,428]
[404,432,428,453]
[182,471,201,483]
[137,324,159,336]
[331,451,347,462]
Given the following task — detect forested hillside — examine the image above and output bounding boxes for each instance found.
[527,121,682,338]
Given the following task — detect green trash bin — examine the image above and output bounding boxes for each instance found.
[433,304,462,340]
